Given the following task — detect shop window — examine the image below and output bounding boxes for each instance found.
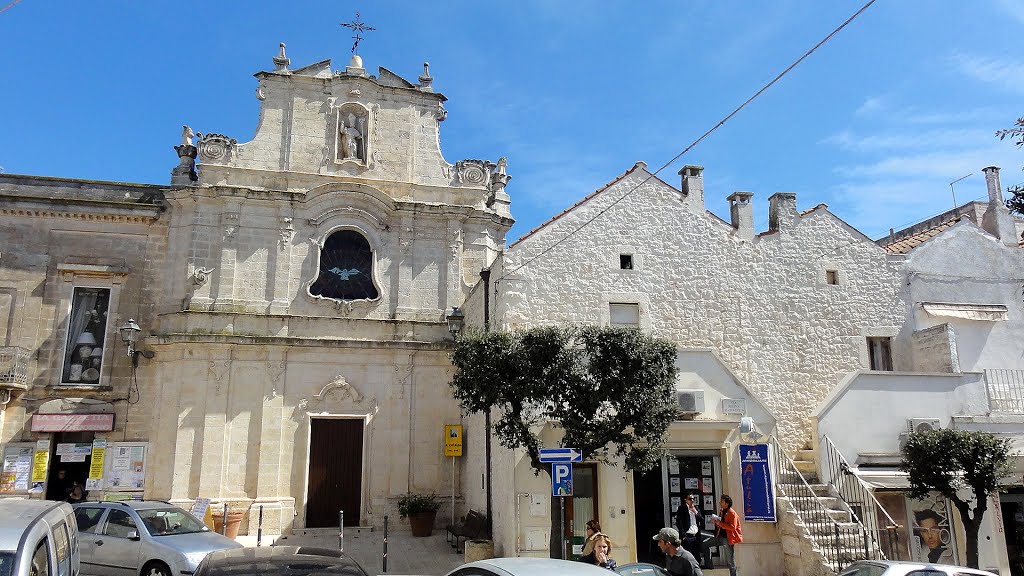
[867,337,893,371]
[61,287,110,385]
[309,230,380,301]
[609,303,640,328]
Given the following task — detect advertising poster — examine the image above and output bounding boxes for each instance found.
[739,443,776,522]
[105,444,146,490]
[908,493,956,564]
[31,440,50,484]
[669,477,681,493]
[0,446,33,492]
[86,440,106,490]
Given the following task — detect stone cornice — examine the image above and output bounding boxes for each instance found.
[151,332,452,351]
[0,194,164,224]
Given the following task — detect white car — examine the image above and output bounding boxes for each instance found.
[446,558,616,576]
[838,560,999,576]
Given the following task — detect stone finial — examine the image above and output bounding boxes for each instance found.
[273,43,290,72]
[345,54,366,76]
[419,62,433,92]
[172,125,198,185]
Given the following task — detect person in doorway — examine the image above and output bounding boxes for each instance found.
[914,509,953,564]
[65,480,85,504]
[579,533,617,571]
[654,527,703,576]
[47,469,70,501]
[580,519,603,558]
[675,493,705,565]
[705,494,742,576]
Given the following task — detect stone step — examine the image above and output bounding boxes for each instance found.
[794,449,817,463]
[794,459,818,475]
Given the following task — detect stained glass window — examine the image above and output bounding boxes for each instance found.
[309,230,379,301]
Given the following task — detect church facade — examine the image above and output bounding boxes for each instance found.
[0,47,511,534]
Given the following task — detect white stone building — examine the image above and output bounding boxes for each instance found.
[460,161,908,570]
[0,48,511,535]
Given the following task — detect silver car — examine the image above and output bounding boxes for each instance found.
[73,501,242,576]
[838,560,999,576]
[446,557,615,576]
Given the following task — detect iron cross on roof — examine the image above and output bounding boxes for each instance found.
[339,11,376,54]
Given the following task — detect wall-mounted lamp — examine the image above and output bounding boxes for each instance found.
[445,307,465,341]
[118,319,155,367]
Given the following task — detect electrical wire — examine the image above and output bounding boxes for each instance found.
[498,0,878,282]
[0,0,24,15]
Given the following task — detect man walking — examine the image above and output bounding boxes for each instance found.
[705,494,742,576]
[653,527,703,576]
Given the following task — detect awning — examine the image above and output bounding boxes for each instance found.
[920,302,1008,322]
[850,468,911,489]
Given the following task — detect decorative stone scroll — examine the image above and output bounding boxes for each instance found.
[455,159,493,187]
[197,133,238,163]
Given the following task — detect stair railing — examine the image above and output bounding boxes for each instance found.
[820,435,906,561]
[768,436,871,572]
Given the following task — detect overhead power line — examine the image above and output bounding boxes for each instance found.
[0,0,24,15]
[498,0,878,282]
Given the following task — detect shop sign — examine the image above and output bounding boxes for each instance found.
[30,413,114,432]
[739,443,776,522]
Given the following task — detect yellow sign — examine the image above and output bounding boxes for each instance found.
[31,449,48,484]
[444,424,463,457]
[89,443,106,480]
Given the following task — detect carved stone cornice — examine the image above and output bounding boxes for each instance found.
[0,203,162,225]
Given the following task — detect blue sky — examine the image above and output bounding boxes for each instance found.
[1,0,1022,242]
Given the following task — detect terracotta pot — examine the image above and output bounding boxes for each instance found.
[213,511,246,539]
[408,511,436,537]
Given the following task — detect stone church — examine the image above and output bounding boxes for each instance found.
[0,46,511,533]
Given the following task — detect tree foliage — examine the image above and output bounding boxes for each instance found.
[996,117,1024,215]
[900,428,1013,568]
[450,325,679,473]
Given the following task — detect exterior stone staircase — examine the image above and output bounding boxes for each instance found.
[775,442,879,576]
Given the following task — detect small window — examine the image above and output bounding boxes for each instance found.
[826,270,838,285]
[74,507,105,534]
[609,303,640,328]
[867,337,893,371]
[619,254,633,270]
[61,287,111,385]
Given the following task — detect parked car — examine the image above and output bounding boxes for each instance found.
[838,560,999,576]
[446,558,615,576]
[195,546,369,576]
[73,500,242,576]
[614,562,671,576]
[0,499,79,576]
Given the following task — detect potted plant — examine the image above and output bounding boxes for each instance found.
[398,492,440,537]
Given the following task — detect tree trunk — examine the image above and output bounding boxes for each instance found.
[963,517,980,569]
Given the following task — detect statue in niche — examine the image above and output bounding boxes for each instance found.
[338,112,366,162]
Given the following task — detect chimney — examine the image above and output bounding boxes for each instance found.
[981,166,1018,247]
[679,165,705,213]
[727,191,754,241]
[768,192,798,232]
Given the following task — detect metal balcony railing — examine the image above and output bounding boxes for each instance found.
[985,369,1024,413]
[0,346,31,389]
[820,435,905,562]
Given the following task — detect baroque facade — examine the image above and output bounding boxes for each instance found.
[0,48,511,534]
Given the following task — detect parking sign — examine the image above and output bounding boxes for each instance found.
[552,463,573,496]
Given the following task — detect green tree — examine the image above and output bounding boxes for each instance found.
[900,428,1012,568]
[450,325,679,473]
[996,117,1024,215]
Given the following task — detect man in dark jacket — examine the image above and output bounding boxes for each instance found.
[653,527,704,576]
[675,494,705,566]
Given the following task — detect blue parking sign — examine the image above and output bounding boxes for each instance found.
[552,463,573,496]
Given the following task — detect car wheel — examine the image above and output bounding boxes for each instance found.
[140,561,171,576]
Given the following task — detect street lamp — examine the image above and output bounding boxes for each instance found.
[445,307,465,340]
[119,319,142,358]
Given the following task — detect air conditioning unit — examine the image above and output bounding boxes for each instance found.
[907,418,942,433]
[677,390,705,414]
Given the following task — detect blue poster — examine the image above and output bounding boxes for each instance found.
[739,444,775,522]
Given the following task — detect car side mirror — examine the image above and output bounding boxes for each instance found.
[127,530,141,541]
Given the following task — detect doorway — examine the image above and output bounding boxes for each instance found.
[306,418,364,528]
[1001,490,1024,576]
[570,464,598,559]
[46,432,94,502]
[632,460,665,564]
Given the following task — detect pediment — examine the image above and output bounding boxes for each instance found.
[293,59,333,78]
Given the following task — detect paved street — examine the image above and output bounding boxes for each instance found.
[234,530,732,576]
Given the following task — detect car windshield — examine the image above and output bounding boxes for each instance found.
[137,507,209,536]
[0,552,13,576]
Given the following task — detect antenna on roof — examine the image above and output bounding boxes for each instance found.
[949,173,972,210]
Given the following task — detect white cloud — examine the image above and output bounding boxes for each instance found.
[994,0,1024,25]
[823,127,992,153]
[855,97,886,117]
[950,52,1024,94]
